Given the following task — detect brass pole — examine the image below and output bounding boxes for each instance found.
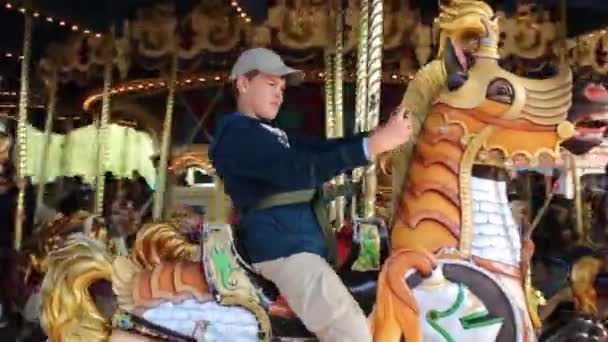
[94,28,115,216]
[352,0,370,218]
[34,71,57,224]
[559,0,568,64]
[333,2,345,228]
[324,45,336,224]
[570,153,584,238]
[14,8,33,251]
[152,43,179,221]
[362,0,384,218]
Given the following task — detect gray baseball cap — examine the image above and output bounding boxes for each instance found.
[229,48,303,85]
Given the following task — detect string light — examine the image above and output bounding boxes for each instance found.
[2,1,102,38]
[83,69,415,112]
[0,50,22,61]
[227,0,252,24]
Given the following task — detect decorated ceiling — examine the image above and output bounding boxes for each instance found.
[0,0,604,131]
[0,0,607,90]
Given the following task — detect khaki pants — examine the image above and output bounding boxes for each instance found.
[253,252,372,342]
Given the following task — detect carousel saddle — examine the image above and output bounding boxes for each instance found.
[202,217,389,339]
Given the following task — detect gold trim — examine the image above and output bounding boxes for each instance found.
[458,126,495,256]
[202,224,270,340]
[219,295,271,342]
[557,121,575,140]
[481,146,562,166]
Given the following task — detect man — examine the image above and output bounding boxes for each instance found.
[210,48,412,341]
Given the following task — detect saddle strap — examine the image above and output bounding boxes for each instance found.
[252,189,316,211]
[251,180,361,212]
[243,181,362,268]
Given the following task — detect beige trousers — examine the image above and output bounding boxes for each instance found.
[253,252,372,342]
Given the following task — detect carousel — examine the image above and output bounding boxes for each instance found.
[1,0,608,341]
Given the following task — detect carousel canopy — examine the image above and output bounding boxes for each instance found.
[0,0,605,125]
[0,0,607,54]
[3,0,607,33]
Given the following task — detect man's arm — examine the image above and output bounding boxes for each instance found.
[213,124,370,192]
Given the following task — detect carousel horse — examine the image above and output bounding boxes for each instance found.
[528,69,608,340]
[371,0,607,341]
[11,176,151,327]
[39,201,392,341]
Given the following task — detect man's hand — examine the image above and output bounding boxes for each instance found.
[367,107,413,159]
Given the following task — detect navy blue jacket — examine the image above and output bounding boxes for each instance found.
[210,113,370,263]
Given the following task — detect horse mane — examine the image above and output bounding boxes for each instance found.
[40,234,113,342]
[131,222,199,270]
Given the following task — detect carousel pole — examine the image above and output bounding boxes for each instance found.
[34,69,57,223]
[333,0,346,229]
[559,0,568,64]
[14,6,33,251]
[569,153,584,238]
[558,0,583,237]
[362,0,383,218]
[152,41,178,221]
[352,0,370,218]
[324,36,337,224]
[94,27,115,216]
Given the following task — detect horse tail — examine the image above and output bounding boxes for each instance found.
[570,255,602,316]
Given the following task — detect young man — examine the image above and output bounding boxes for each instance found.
[210,48,412,341]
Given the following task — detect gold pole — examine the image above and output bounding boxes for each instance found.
[152,43,178,221]
[333,2,345,228]
[570,153,584,238]
[559,0,568,64]
[324,44,336,224]
[14,8,33,251]
[362,0,384,218]
[352,0,369,218]
[34,71,57,224]
[94,28,115,216]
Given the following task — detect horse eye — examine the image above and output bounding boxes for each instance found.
[486,78,514,105]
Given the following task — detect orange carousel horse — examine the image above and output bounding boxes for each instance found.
[371,1,582,341]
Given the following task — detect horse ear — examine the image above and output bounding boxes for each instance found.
[444,37,469,91]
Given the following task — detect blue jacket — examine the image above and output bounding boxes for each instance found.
[210,113,370,263]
